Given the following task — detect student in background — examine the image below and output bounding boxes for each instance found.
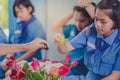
[54,0,120,80]
[53,0,95,76]
[5,0,46,63]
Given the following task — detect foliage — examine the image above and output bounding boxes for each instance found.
[6,55,78,80]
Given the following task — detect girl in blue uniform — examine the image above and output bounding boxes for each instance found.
[53,0,95,76]
[5,0,46,62]
[54,0,120,80]
[0,26,8,78]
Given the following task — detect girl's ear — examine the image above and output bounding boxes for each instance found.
[28,6,32,13]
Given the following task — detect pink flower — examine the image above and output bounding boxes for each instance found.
[59,65,69,76]
[71,60,79,67]
[31,58,40,70]
[64,55,70,62]
[49,67,60,76]
[15,64,21,71]
[52,60,60,64]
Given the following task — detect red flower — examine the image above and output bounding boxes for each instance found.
[16,71,25,79]
[10,69,25,80]
[63,63,70,68]
[59,65,69,76]
[10,56,16,60]
[42,58,49,62]
[6,60,14,67]
[64,55,70,62]
[10,69,17,79]
[31,58,40,70]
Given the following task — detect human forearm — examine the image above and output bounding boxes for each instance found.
[0,44,28,55]
[53,11,73,33]
[0,38,48,55]
[102,70,120,80]
[57,43,74,54]
[16,50,37,62]
[85,4,95,19]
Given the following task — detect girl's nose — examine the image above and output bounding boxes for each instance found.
[96,21,101,28]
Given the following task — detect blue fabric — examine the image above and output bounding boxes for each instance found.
[69,23,120,79]
[63,71,104,80]
[19,15,35,43]
[0,27,7,77]
[88,38,110,58]
[63,24,88,76]
[10,15,46,62]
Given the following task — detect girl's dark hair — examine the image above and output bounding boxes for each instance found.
[13,0,34,17]
[96,0,120,28]
[73,2,96,25]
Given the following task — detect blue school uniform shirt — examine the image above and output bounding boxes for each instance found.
[0,27,8,77]
[10,15,46,62]
[63,24,88,76]
[67,23,120,79]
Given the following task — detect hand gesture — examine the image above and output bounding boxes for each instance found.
[53,33,65,46]
[1,59,9,71]
[28,38,49,51]
[76,0,91,8]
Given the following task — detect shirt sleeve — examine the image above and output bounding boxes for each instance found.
[69,28,87,49]
[63,24,75,38]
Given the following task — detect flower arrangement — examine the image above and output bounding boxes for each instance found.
[5,55,78,80]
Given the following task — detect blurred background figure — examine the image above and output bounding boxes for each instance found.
[53,0,96,76]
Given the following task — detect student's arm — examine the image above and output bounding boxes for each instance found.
[16,50,37,62]
[101,71,120,80]
[77,0,95,19]
[53,11,73,33]
[57,43,74,54]
[85,3,95,19]
[0,44,29,55]
[54,33,74,54]
[0,38,48,55]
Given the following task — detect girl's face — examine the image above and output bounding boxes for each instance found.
[94,8,115,37]
[73,10,90,31]
[15,5,32,22]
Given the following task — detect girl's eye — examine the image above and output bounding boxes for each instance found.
[101,22,107,24]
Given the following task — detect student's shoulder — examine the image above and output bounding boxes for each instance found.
[84,23,96,36]
[29,17,42,27]
[64,24,76,30]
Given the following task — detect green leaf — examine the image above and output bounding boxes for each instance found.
[31,71,42,80]
[23,62,29,70]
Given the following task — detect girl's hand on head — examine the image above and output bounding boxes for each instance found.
[76,0,91,8]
